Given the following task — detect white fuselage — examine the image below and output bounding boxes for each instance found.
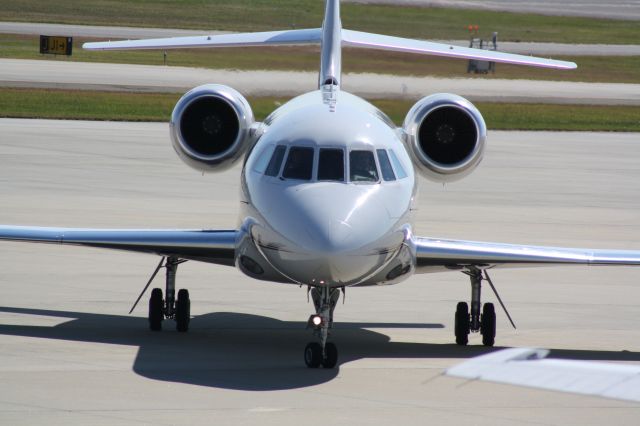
[238,89,418,288]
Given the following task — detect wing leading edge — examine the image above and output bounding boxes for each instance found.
[0,226,238,266]
[415,237,640,273]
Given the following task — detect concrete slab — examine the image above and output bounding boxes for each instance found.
[1,119,639,425]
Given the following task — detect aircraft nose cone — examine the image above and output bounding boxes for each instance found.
[278,183,391,253]
[256,182,407,285]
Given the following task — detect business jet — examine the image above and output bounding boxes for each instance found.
[1,0,638,369]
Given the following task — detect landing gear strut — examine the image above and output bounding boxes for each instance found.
[304,286,341,368]
[455,269,496,346]
[146,256,190,332]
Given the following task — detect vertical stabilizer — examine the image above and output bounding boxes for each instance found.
[319,0,342,88]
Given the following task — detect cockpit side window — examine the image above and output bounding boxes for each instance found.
[318,148,345,182]
[388,149,408,179]
[349,150,379,183]
[283,146,314,180]
[265,145,287,177]
[253,145,275,173]
[376,149,396,181]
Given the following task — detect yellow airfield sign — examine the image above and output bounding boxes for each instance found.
[39,36,73,55]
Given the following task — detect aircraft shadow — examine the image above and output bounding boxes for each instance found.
[0,306,638,391]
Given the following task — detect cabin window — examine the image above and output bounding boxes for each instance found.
[253,145,275,173]
[265,145,287,177]
[376,149,396,181]
[388,149,408,179]
[349,150,379,183]
[283,146,314,180]
[318,148,345,182]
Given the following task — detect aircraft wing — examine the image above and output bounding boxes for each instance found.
[414,237,640,273]
[83,28,322,50]
[446,348,640,403]
[0,226,237,266]
[342,29,577,70]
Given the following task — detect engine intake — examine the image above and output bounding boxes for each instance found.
[170,84,254,172]
[403,94,486,183]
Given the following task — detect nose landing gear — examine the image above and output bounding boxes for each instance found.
[304,286,341,368]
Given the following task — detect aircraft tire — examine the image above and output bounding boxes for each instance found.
[304,342,323,368]
[481,303,496,347]
[322,342,338,368]
[149,287,163,331]
[176,289,190,332]
[455,301,470,345]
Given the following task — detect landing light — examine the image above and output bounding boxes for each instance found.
[307,314,323,328]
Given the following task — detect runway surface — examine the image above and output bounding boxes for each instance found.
[3,58,639,105]
[344,0,640,21]
[1,118,639,425]
[3,22,639,56]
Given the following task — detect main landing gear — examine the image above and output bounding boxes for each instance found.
[133,256,190,332]
[454,269,515,347]
[304,286,341,368]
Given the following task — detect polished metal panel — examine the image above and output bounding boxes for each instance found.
[170,84,254,173]
[414,237,640,274]
[403,93,487,183]
[0,226,238,266]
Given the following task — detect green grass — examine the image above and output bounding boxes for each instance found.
[0,0,638,44]
[2,34,639,84]
[1,88,638,131]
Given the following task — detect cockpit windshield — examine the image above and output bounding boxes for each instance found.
[349,150,379,183]
[260,145,407,184]
[283,146,314,180]
[376,149,396,181]
[318,148,345,182]
[265,145,287,177]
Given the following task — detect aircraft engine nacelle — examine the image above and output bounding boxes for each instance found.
[403,94,487,183]
[170,84,254,172]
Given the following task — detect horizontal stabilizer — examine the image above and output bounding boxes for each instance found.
[83,28,322,50]
[447,348,640,402]
[342,30,577,70]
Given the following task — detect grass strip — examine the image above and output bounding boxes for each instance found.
[0,1,638,44]
[3,35,639,84]
[1,88,638,132]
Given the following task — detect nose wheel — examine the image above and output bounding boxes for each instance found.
[304,287,341,368]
